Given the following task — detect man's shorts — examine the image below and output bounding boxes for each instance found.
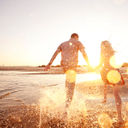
[62,65,77,73]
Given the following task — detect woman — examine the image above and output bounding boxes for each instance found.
[96,40,124,123]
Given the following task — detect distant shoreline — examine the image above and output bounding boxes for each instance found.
[0,66,127,75]
[0,66,88,74]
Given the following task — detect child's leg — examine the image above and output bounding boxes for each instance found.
[113,85,123,123]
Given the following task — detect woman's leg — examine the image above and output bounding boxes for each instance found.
[113,85,123,123]
[102,84,107,103]
[101,68,108,103]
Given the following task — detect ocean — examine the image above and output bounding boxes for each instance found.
[0,71,101,107]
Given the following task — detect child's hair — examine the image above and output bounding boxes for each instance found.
[101,40,115,57]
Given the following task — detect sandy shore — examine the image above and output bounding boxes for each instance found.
[0,102,128,128]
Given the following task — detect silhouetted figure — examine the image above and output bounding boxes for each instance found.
[44,33,90,112]
[96,40,124,123]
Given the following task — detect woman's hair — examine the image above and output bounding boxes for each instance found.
[101,40,115,57]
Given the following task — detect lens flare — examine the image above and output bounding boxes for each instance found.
[66,70,76,83]
[110,55,122,68]
[98,113,112,128]
[107,70,121,84]
[69,42,72,46]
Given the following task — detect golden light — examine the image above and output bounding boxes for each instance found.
[88,54,100,68]
[66,70,76,83]
[110,55,122,68]
[78,72,101,81]
[107,70,121,84]
[98,113,112,128]
[78,46,100,67]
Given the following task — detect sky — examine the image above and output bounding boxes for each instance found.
[0,0,128,66]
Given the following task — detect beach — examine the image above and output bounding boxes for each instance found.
[1,0,128,127]
[0,69,128,128]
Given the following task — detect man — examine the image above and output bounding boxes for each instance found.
[44,33,90,109]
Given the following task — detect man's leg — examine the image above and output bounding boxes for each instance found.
[65,81,75,108]
[65,70,76,109]
[113,85,123,123]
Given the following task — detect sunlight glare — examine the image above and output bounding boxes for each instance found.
[82,73,101,81]
[88,54,100,68]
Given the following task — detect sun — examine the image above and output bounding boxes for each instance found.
[78,49,100,68]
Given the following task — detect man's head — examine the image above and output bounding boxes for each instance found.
[71,33,79,40]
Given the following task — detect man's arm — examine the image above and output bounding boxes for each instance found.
[78,42,90,66]
[80,48,90,65]
[44,45,61,71]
